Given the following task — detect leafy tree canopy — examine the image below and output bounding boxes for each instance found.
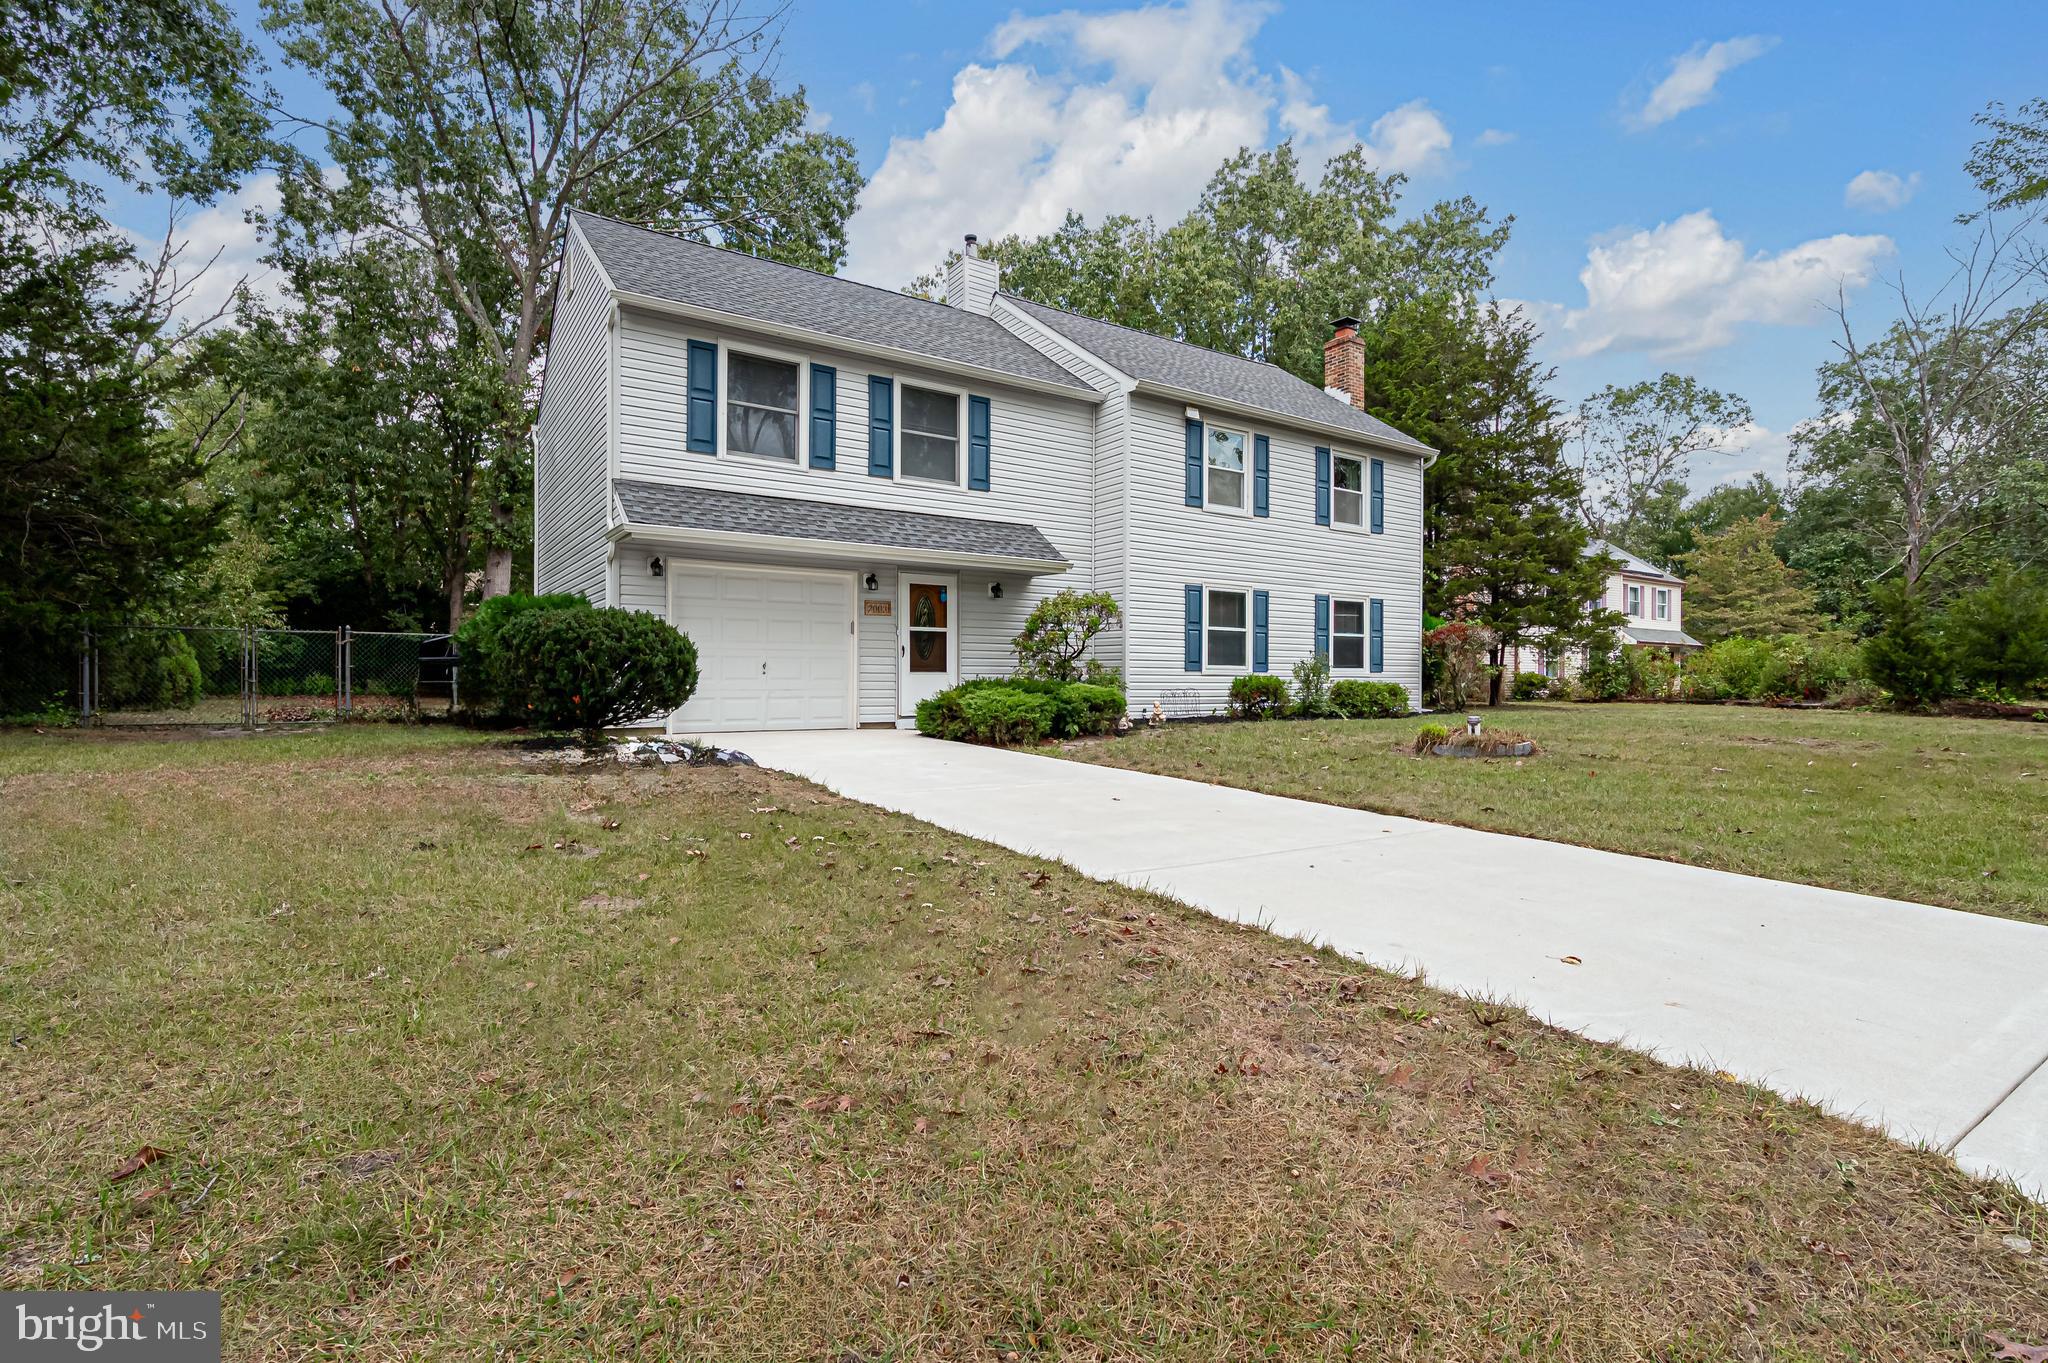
[1680,515,1823,643]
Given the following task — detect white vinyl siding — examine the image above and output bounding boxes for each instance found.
[532,226,613,601]
[1124,394,1424,716]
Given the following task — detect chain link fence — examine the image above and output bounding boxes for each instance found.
[82,626,457,727]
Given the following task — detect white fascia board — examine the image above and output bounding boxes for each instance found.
[610,521,1072,576]
[606,288,1102,406]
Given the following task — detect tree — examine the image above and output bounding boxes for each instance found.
[263,0,864,600]
[1814,219,2048,591]
[1966,98,2048,217]
[1392,301,1614,702]
[1944,572,2048,696]
[1631,473,1786,573]
[1862,580,1956,707]
[1570,374,1754,545]
[1011,590,1123,684]
[1679,515,1823,642]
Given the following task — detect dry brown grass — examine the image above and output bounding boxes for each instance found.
[0,728,2042,1360]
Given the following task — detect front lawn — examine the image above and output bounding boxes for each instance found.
[1059,702,2048,925]
[0,728,2041,1358]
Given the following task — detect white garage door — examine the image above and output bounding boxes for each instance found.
[668,565,853,732]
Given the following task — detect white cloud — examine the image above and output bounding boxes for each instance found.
[1843,168,1921,212]
[117,174,282,330]
[1474,128,1516,148]
[843,0,1454,287]
[1628,35,1777,131]
[1517,209,1892,359]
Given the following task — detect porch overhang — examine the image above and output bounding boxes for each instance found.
[610,479,1072,576]
[1621,624,1702,649]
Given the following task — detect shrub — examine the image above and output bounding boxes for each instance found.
[1330,678,1409,718]
[1423,621,1495,709]
[1862,581,1955,709]
[1290,654,1336,717]
[455,592,591,714]
[1683,637,1786,701]
[1582,639,1678,700]
[1774,633,1863,700]
[101,631,203,709]
[1410,721,1450,753]
[919,678,1125,744]
[1510,671,1550,701]
[1011,589,1123,682]
[1944,572,2048,698]
[492,608,699,732]
[1229,673,1289,719]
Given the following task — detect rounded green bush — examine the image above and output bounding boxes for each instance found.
[455,592,592,715]
[492,607,698,732]
[1329,678,1410,718]
[917,678,1127,744]
[1228,674,1289,719]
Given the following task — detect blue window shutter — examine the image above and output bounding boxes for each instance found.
[1314,594,1330,660]
[1252,590,1270,672]
[1370,457,1385,533]
[1370,598,1385,673]
[686,340,717,453]
[809,364,836,470]
[967,395,991,491]
[1314,446,1331,525]
[1184,418,1204,506]
[867,375,893,477]
[1183,585,1203,672]
[1252,435,1270,517]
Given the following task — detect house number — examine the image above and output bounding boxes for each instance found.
[862,600,893,616]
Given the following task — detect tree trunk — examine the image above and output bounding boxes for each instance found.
[481,545,512,600]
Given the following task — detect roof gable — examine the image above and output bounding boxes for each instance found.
[573,213,1092,393]
[1004,295,1433,454]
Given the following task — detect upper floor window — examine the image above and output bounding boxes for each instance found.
[727,351,800,460]
[1626,584,1642,616]
[1331,598,1366,669]
[1655,587,1671,620]
[1207,588,1248,667]
[1332,455,1364,527]
[1205,425,1248,512]
[900,383,961,484]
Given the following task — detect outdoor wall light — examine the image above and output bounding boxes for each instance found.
[863,572,879,592]
[648,557,663,578]
[989,581,1004,599]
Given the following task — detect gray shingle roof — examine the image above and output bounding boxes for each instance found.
[1621,624,1702,649]
[574,213,1092,393]
[614,480,1069,567]
[1588,539,1683,583]
[1005,296,1433,454]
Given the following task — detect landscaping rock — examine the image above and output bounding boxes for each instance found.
[613,738,757,768]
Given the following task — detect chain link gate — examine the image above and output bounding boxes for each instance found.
[81,627,458,727]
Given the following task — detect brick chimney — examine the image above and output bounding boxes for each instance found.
[944,233,1000,315]
[1322,315,1363,410]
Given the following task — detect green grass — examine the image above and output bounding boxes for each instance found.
[1056,702,2048,925]
[1,727,2042,1359]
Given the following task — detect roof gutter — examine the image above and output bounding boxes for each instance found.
[610,520,1072,576]
[606,288,1103,405]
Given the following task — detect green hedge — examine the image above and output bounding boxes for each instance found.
[1329,678,1410,718]
[1228,674,1288,719]
[916,677,1127,745]
[1682,634,1862,702]
[1510,671,1550,701]
[455,592,592,715]
[492,607,699,732]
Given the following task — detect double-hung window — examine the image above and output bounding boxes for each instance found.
[1205,426,1248,512]
[1655,588,1670,621]
[726,350,801,460]
[1626,584,1642,616]
[1332,455,1365,528]
[900,383,961,484]
[1207,588,1248,667]
[1331,598,1367,669]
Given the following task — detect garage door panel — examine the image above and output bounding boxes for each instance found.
[670,565,853,733]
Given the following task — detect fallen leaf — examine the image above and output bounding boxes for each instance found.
[912,1116,931,1135]
[1464,1154,1508,1185]
[1986,1332,2048,1362]
[1487,1208,1519,1230]
[1382,1063,1415,1087]
[1559,955,1582,966]
[109,1146,169,1182]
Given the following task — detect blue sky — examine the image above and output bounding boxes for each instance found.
[155,0,2046,492]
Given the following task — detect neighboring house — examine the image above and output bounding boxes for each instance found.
[533,212,1435,732]
[1505,539,1702,679]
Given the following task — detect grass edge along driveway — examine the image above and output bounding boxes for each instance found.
[0,726,2042,1359]
[1054,701,2048,925]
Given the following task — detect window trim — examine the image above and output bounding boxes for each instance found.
[1655,587,1671,621]
[1625,583,1642,617]
[1329,452,1367,532]
[1202,422,1253,516]
[1204,585,1252,672]
[1329,595,1368,672]
[891,373,969,489]
[716,338,809,466]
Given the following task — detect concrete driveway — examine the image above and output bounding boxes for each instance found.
[716,727,2048,1199]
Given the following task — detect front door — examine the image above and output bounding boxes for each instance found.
[898,574,957,714]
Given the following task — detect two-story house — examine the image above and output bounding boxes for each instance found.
[1505,539,1702,679]
[533,212,1434,732]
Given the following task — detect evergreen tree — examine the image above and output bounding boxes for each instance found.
[1863,581,1956,707]
[1680,516,1823,642]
